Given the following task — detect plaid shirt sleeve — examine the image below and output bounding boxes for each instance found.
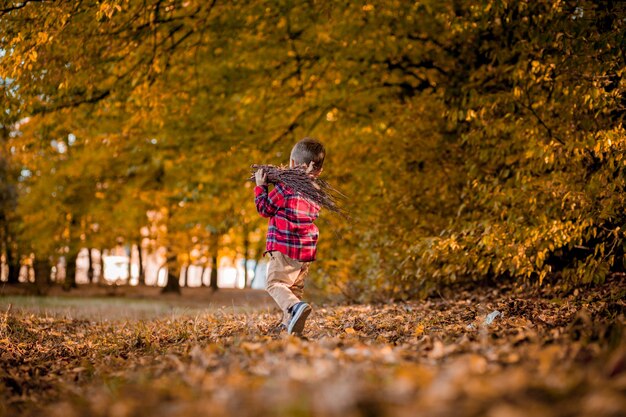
[254,185,285,217]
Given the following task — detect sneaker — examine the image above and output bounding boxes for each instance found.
[287,302,312,335]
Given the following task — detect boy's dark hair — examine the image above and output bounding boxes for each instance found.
[291,137,325,172]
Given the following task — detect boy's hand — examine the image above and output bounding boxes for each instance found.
[255,169,267,186]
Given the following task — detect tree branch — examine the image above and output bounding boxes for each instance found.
[32,89,111,115]
[516,98,565,145]
[0,0,48,16]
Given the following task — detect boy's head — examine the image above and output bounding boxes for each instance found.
[290,137,325,175]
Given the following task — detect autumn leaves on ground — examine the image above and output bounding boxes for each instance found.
[1,279,625,417]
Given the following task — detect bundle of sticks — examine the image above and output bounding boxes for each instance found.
[249,164,347,216]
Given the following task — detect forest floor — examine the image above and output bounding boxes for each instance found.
[0,278,625,417]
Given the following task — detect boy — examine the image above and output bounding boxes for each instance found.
[254,137,325,336]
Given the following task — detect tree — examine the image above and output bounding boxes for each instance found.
[2,0,624,301]
[0,154,19,283]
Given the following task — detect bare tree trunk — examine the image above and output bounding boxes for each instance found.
[7,252,19,284]
[63,213,80,290]
[161,206,181,293]
[210,233,219,291]
[210,258,218,291]
[0,220,4,282]
[0,234,4,282]
[0,249,4,282]
[63,251,78,291]
[198,265,205,287]
[181,264,188,287]
[3,223,19,284]
[162,250,181,294]
[86,248,94,283]
[127,245,133,284]
[99,248,105,284]
[250,260,257,287]
[33,257,51,295]
[201,248,209,287]
[137,239,145,285]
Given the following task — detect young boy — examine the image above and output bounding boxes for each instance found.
[254,137,325,336]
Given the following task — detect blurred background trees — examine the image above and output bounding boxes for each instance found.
[0,0,624,299]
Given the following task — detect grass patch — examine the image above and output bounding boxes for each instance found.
[0,295,272,321]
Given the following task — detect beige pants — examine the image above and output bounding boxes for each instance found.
[265,251,310,325]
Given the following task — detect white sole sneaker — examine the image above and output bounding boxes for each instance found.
[288,302,311,335]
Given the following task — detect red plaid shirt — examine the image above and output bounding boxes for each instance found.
[254,183,320,262]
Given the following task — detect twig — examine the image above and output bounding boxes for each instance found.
[249,164,348,217]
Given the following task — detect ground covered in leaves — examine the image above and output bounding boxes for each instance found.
[1,280,625,417]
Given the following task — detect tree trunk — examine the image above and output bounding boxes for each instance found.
[7,252,19,284]
[127,245,133,284]
[210,257,218,291]
[137,239,145,285]
[181,264,188,287]
[3,223,19,284]
[86,248,94,283]
[201,253,209,287]
[63,252,78,291]
[198,265,205,287]
[210,233,219,291]
[64,213,80,290]
[161,250,181,294]
[250,259,259,288]
[0,233,4,282]
[99,248,105,284]
[0,219,4,282]
[33,257,51,295]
